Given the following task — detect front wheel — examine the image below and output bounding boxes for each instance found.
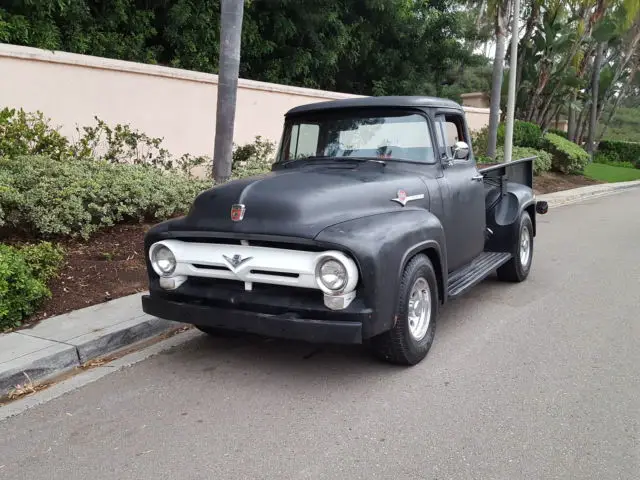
[497,211,533,282]
[368,254,439,366]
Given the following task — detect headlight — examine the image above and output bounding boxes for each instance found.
[315,257,348,293]
[151,245,176,277]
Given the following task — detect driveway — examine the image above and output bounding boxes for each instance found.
[1,188,639,480]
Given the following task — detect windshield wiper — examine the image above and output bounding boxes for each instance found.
[280,156,386,168]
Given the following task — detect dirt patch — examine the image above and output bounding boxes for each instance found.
[24,223,152,326]
[533,172,602,195]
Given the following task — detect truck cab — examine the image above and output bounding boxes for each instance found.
[141,96,547,365]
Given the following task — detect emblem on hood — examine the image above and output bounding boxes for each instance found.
[223,254,253,269]
[391,189,425,206]
[230,204,246,221]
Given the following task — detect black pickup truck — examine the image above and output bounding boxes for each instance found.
[141,96,548,365]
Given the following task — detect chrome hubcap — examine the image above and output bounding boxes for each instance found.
[520,225,531,266]
[407,277,431,341]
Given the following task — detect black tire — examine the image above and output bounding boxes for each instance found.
[497,210,533,282]
[368,254,439,366]
[195,325,243,338]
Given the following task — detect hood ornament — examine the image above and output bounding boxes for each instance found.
[223,254,253,269]
[230,204,246,221]
[391,189,425,206]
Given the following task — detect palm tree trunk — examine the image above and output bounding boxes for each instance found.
[587,42,604,155]
[487,5,509,159]
[567,91,577,140]
[213,0,245,183]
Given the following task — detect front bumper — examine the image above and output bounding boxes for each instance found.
[142,294,366,344]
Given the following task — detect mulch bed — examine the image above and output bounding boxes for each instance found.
[532,172,601,195]
[10,171,603,327]
[25,224,153,325]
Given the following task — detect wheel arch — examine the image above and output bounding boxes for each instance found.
[399,241,446,305]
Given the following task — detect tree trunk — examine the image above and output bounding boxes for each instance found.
[567,91,577,140]
[487,4,509,159]
[213,0,245,183]
[575,105,590,146]
[587,42,604,155]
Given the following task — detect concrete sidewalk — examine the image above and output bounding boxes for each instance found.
[0,294,180,397]
[2,179,640,398]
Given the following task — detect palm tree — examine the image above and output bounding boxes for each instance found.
[487,0,513,159]
[213,0,245,183]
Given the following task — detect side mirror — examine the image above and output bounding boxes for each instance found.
[453,141,470,160]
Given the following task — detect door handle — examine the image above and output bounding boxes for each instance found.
[471,174,484,181]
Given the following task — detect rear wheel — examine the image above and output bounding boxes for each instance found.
[497,211,533,282]
[369,254,438,366]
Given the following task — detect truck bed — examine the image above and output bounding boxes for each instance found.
[478,156,535,190]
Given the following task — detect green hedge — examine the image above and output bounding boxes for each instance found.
[472,120,543,157]
[493,147,552,175]
[0,242,64,330]
[542,133,589,174]
[597,140,640,167]
[0,155,209,239]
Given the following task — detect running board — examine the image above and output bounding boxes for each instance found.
[447,252,512,299]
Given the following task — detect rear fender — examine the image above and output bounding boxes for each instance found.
[485,181,536,252]
[315,210,446,339]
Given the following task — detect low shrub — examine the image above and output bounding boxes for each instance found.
[0,155,209,239]
[542,133,590,174]
[493,147,552,175]
[547,128,568,139]
[597,140,640,167]
[0,107,69,161]
[231,136,276,179]
[0,108,209,175]
[593,151,635,169]
[0,242,64,330]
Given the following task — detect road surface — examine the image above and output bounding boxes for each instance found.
[1,189,639,480]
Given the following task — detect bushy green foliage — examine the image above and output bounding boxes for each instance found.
[231,136,275,179]
[0,242,64,330]
[0,108,208,175]
[493,147,552,175]
[472,120,543,157]
[0,108,69,160]
[543,133,590,174]
[547,128,568,139]
[0,156,209,239]
[597,140,640,166]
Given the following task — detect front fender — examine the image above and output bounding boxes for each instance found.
[315,209,447,338]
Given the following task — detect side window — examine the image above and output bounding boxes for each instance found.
[435,114,468,160]
[289,123,320,159]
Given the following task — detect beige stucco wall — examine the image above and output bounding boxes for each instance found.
[0,43,490,160]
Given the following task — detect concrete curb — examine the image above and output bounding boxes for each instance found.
[537,180,640,208]
[0,293,182,398]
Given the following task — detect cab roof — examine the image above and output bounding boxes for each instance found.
[285,95,463,116]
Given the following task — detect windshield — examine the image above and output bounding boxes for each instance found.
[276,110,435,164]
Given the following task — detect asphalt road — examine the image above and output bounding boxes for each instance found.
[1,189,639,480]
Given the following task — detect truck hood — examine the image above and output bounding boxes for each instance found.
[171,164,430,239]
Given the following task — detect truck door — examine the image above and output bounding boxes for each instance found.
[434,111,486,272]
